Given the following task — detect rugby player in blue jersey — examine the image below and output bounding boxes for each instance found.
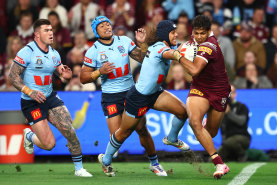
[80,16,167,177]
[96,20,191,177]
[8,19,92,177]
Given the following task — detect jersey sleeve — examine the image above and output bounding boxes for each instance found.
[122,36,136,54]
[196,43,215,63]
[13,46,32,67]
[53,50,62,67]
[84,47,98,68]
[155,43,170,59]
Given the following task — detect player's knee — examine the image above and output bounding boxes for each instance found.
[136,125,149,137]
[188,118,202,130]
[44,141,56,151]
[209,130,218,138]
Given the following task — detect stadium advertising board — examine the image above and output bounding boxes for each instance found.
[0,90,276,155]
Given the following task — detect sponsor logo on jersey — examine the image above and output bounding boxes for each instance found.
[198,46,212,55]
[138,106,148,117]
[107,104,118,115]
[190,89,204,96]
[14,56,25,64]
[31,108,42,120]
[117,45,125,53]
[146,50,150,58]
[84,56,92,64]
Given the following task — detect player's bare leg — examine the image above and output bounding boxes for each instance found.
[23,119,56,154]
[205,109,224,138]
[154,90,190,151]
[31,119,56,150]
[48,105,92,177]
[186,96,229,179]
[135,116,167,176]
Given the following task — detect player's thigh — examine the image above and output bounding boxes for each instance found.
[153,90,187,119]
[106,115,122,134]
[135,115,149,136]
[31,119,55,145]
[206,108,224,136]
[186,96,210,125]
[48,105,74,134]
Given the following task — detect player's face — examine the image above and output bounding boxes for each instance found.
[169,29,177,46]
[97,21,113,39]
[193,28,210,44]
[38,24,53,45]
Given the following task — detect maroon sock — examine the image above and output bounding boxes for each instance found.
[212,155,224,166]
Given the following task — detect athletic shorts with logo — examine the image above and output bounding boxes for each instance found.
[21,91,64,125]
[125,86,164,118]
[188,85,230,112]
[101,90,129,119]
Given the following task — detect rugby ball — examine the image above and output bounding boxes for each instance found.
[180,41,197,62]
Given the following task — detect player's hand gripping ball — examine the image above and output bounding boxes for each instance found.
[180,41,197,62]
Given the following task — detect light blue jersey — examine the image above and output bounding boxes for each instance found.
[14,41,61,100]
[135,42,171,95]
[84,36,136,93]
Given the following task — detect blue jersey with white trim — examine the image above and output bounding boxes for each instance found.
[84,36,136,93]
[14,41,61,100]
[135,42,172,95]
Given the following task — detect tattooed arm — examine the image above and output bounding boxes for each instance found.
[130,28,148,63]
[8,62,25,91]
[129,47,147,63]
[8,62,46,103]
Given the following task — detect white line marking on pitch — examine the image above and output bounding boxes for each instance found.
[228,163,266,185]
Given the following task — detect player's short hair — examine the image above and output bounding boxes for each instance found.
[33,19,51,32]
[192,15,211,31]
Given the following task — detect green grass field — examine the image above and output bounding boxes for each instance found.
[1,162,276,185]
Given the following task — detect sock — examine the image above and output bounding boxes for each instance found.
[72,154,83,171]
[148,154,159,166]
[26,131,35,142]
[103,133,122,166]
[167,116,185,142]
[211,153,224,166]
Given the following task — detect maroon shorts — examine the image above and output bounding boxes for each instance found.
[187,85,231,112]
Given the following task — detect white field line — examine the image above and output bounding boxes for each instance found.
[228,163,266,185]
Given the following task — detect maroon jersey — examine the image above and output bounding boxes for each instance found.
[188,33,231,112]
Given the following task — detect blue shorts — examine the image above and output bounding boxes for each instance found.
[125,86,164,118]
[21,91,64,125]
[101,90,128,119]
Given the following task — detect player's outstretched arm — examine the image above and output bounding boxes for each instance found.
[8,62,46,103]
[129,46,147,63]
[130,28,148,63]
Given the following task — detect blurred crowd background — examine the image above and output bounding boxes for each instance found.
[0,0,277,92]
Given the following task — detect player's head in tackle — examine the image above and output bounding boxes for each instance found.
[192,15,211,45]
[33,19,53,46]
[91,16,113,40]
[156,20,177,46]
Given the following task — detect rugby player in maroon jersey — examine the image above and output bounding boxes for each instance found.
[173,15,231,179]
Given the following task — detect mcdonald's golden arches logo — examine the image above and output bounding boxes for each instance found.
[138,106,148,116]
[107,104,118,115]
[31,108,42,120]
